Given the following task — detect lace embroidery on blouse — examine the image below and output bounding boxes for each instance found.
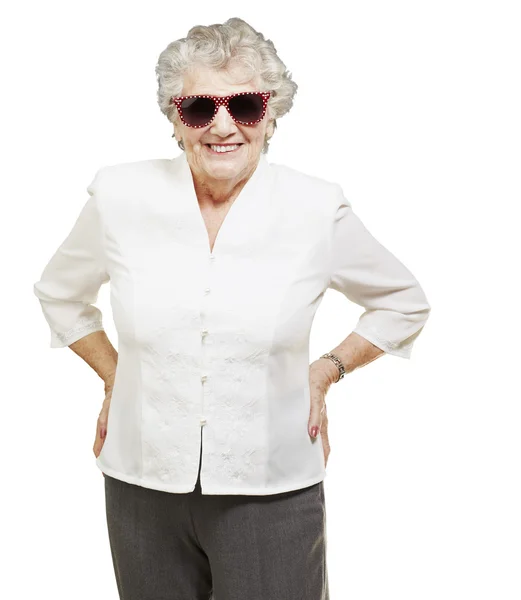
[55,318,103,344]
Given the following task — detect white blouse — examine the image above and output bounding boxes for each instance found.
[34,152,431,495]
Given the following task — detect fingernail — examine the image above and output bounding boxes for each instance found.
[310,426,319,438]
[101,428,106,438]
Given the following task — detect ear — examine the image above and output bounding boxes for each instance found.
[174,128,184,146]
[172,114,182,141]
[266,119,275,139]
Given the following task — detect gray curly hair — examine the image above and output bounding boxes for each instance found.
[155,17,298,154]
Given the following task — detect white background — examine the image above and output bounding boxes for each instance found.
[2,1,520,598]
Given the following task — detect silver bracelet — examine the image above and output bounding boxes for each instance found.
[320,352,345,382]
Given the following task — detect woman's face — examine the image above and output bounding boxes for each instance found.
[173,65,274,185]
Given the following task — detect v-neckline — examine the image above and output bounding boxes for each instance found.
[171,151,270,257]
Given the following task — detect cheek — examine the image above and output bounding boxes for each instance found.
[248,128,267,146]
[193,134,206,147]
[181,126,208,148]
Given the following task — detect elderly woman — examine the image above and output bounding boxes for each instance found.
[33,17,431,600]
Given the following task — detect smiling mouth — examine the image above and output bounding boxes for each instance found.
[205,143,244,154]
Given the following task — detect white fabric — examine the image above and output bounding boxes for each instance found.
[34,152,431,495]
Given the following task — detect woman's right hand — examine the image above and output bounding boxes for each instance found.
[93,381,114,471]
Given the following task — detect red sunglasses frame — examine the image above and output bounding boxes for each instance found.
[169,91,272,128]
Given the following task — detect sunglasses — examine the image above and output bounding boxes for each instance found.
[169,91,272,128]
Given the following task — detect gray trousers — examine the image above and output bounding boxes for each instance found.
[103,437,329,600]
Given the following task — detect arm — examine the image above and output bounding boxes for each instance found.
[33,172,117,461]
[327,185,431,367]
[69,330,118,392]
[316,331,385,387]
[34,168,113,389]
[308,187,431,442]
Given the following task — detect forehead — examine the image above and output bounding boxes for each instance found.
[181,64,261,96]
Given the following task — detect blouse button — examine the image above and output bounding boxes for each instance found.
[209,254,215,260]
[201,374,207,382]
[200,417,207,426]
[201,328,208,337]
[204,287,211,294]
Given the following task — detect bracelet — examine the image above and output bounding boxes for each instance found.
[320,352,345,382]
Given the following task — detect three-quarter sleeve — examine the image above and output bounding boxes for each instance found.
[33,169,110,348]
[328,186,431,359]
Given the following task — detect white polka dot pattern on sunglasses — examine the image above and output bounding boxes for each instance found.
[170,91,272,128]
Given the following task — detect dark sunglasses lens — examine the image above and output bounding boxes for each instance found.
[228,93,264,123]
[181,97,215,126]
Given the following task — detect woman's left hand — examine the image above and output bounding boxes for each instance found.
[308,360,337,467]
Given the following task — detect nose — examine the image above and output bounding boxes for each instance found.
[210,105,237,135]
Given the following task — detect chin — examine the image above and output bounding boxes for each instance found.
[207,167,244,180]
[204,159,246,174]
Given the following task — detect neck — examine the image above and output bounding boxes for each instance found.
[192,173,246,207]
[190,160,259,207]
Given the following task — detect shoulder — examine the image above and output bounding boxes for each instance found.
[87,158,172,198]
[267,160,350,210]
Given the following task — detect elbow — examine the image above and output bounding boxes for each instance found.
[419,301,432,323]
[409,282,432,324]
[33,280,54,302]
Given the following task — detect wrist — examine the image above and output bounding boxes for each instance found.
[104,372,116,393]
[316,357,341,386]
[319,352,346,384]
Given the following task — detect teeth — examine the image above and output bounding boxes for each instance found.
[209,144,240,153]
